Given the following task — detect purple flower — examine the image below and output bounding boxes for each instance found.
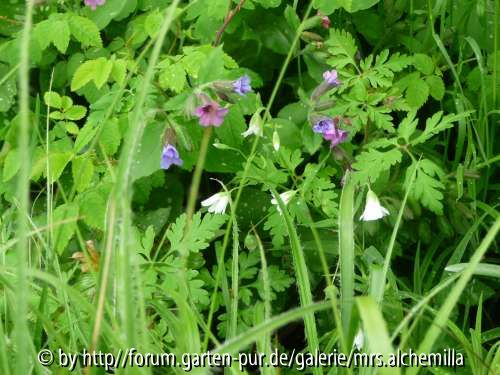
[313,118,335,134]
[161,144,182,170]
[313,117,348,148]
[194,100,228,127]
[233,75,252,95]
[324,126,348,148]
[323,70,340,86]
[84,0,106,10]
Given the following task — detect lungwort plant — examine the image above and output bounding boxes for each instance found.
[0,0,498,374]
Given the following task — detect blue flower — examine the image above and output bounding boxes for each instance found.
[161,144,183,170]
[313,118,335,134]
[233,75,252,95]
[323,70,340,86]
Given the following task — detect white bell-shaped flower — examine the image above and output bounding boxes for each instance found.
[241,111,263,137]
[271,190,296,214]
[359,189,389,221]
[201,192,230,214]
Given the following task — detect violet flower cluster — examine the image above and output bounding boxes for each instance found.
[310,69,348,148]
[161,75,252,170]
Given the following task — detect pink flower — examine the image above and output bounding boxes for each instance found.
[84,0,105,10]
[321,16,331,29]
[194,100,228,127]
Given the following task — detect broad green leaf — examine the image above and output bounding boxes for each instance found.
[93,58,113,88]
[111,59,127,85]
[72,157,94,192]
[44,92,62,108]
[79,190,106,230]
[99,119,121,155]
[68,14,102,48]
[426,75,445,100]
[53,202,79,254]
[65,105,87,121]
[406,79,429,109]
[51,20,70,53]
[47,152,73,183]
[3,148,20,182]
[71,60,99,91]
[159,61,186,93]
[145,10,162,38]
[74,121,98,153]
[413,53,435,75]
[130,121,164,181]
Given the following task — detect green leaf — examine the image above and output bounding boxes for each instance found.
[79,190,106,230]
[68,14,102,48]
[352,148,402,185]
[426,75,445,100]
[99,118,121,155]
[167,213,227,255]
[397,111,418,141]
[44,92,62,108]
[71,60,98,91]
[53,203,79,254]
[326,28,357,69]
[407,159,445,215]
[111,59,127,85]
[406,79,429,109]
[413,53,435,75]
[72,156,94,192]
[65,105,87,121]
[46,152,73,183]
[145,10,162,38]
[412,111,469,145]
[3,148,20,182]
[71,58,112,91]
[93,58,113,89]
[74,121,98,153]
[159,61,186,93]
[197,46,225,84]
[51,20,70,53]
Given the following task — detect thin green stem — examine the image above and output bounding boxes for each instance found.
[15,0,34,373]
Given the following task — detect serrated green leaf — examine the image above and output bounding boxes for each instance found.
[406,79,429,109]
[352,148,402,185]
[68,14,102,48]
[99,118,121,155]
[426,75,445,100]
[71,60,98,91]
[3,148,20,182]
[412,111,469,145]
[51,20,70,53]
[72,156,94,192]
[79,190,106,230]
[44,92,62,108]
[46,152,73,183]
[167,212,227,255]
[159,62,186,93]
[413,53,434,75]
[65,105,87,121]
[111,59,127,85]
[407,160,445,215]
[326,28,357,69]
[53,202,79,254]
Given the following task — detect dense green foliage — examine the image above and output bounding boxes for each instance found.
[0,0,499,374]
